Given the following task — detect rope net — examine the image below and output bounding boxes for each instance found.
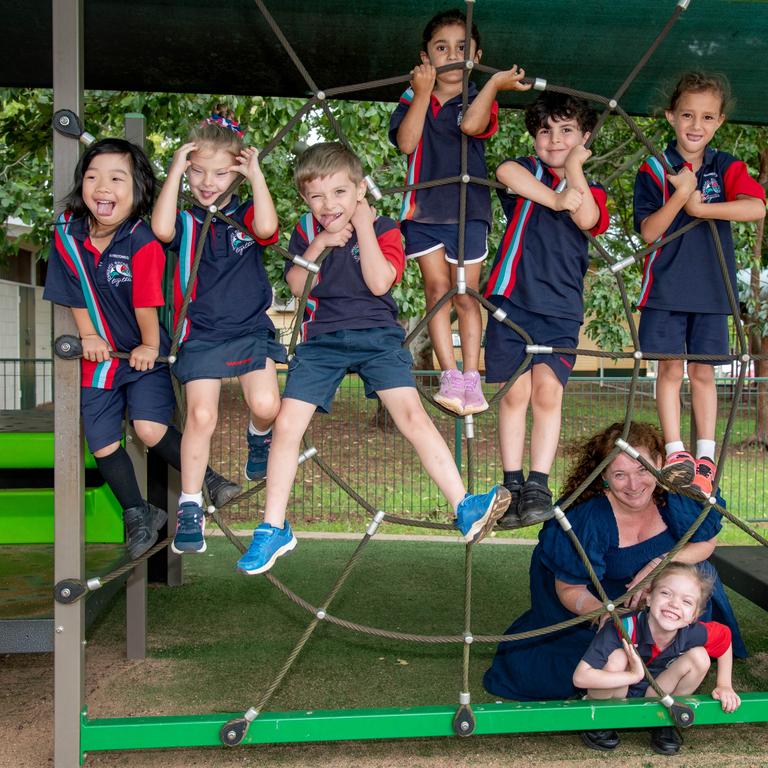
[54,0,767,745]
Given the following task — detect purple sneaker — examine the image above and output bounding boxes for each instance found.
[462,370,489,414]
[433,369,465,415]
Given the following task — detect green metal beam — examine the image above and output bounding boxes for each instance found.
[80,693,768,759]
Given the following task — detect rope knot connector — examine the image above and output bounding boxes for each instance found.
[464,413,474,439]
[207,205,218,214]
[533,77,547,91]
[609,255,636,274]
[365,175,382,201]
[366,510,386,536]
[615,438,640,459]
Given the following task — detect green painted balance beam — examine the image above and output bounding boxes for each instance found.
[80,693,768,759]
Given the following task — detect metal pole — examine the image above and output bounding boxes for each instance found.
[52,2,84,766]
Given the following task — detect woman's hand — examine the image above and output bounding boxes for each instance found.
[625,556,663,608]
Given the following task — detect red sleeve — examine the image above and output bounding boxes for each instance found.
[702,621,732,658]
[589,186,610,236]
[474,100,499,140]
[378,226,405,284]
[723,160,766,202]
[243,204,279,246]
[132,239,166,308]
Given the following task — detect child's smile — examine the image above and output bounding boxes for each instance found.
[187,146,238,208]
[665,90,724,162]
[82,152,134,233]
[302,171,365,233]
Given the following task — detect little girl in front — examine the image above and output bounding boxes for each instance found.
[574,562,741,755]
[633,72,765,497]
[152,105,284,555]
[44,138,236,559]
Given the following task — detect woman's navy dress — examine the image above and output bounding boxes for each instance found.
[483,492,746,701]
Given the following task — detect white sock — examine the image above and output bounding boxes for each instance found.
[248,422,272,436]
[179,491,204,506]
[696,440,716,461]
[665,441,685,457]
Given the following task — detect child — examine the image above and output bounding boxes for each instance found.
[574,562,741,755]
[43,139,238,559]
[464,90,609,527]
[634,72,766,497]
[388,9,529,416]
[234,142,510,575]
[152,106,284,555]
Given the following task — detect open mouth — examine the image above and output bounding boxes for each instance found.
[320,212,343,228]
[96,200,115,216]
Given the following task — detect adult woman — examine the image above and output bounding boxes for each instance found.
[484,421,745,702]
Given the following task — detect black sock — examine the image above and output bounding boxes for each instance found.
[148,424,220,487]
[503,470,525,486]
[95,447,143,510]
[527,471,549,488]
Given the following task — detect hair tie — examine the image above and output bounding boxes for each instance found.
[204,113,244,137]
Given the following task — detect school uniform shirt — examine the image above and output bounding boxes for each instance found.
[43,213,169,390]
[582,609,732,680]
[388,82,498,225]
[484,156,609,322]
[171,196,278,344]
[634,141,765,314]
[287,214,405,341]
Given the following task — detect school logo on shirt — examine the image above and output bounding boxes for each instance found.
[106,258,132,287]
[230,228,255,255]
[701,174,722,203]
[351,243,360,262]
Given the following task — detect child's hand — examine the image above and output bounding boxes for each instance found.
[669,167,697,198]
[169,142,197,176]
[623,639,645,684]
[490,65,531,93]
[684,190,708,218]
[81,335,111,363]
[351,199,376,232]
[565,144,592,171]
[129,344,159,372]
[317,224,354,250]
[554,187,584,213]
[232,147,263,179]
[410,63,436,97]
[712,686,741,713]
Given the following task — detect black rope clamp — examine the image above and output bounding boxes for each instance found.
[669,701,695,729]
[220,708,257,746]
[54,579,87,604]
[52,109,95,145]
[452,701,476,737]
[54,334,174,364]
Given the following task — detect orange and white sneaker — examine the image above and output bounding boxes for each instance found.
[660,450,695,486]
[689,457,716,498]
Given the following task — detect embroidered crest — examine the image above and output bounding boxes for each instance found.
[230,228,255,255]
[107,259,132,287]
[351,243,360,262]
[701,175,722,203]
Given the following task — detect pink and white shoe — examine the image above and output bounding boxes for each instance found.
[462,370,489,415]
[433,369,465,415]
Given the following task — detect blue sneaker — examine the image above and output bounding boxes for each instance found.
[171,501,207,554]
[244,429,272,481]
[237,522,297,575]
[455,486,511,544]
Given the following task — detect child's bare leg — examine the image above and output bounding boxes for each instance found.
[450,261,483,372]
[132,420,170,449]
[239,361,281,430]
[646,646,710,697]
[688,363,717,444]
[181,379,221,494]
[262,398,316,528]
[529,364,564,475]
[377,387,465,508]
[498,371,531,472]
[585,648,632,700]
[418,249,455,371]
[656,360,685,445]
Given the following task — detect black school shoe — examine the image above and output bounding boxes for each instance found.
[518,480,554,526]
[497,481,523,529]
[580,729,620,751]
[650,726,683,755]
[124,501,167,560]
[205,468,242,509]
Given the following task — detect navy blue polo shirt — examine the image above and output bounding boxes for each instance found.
[583,609,731,682]
[634,141,765,314]
[287,213,405,341]
[484,156,609,322]
[171,196,278,344]
[388,82,498,226]
[43,213,169,389]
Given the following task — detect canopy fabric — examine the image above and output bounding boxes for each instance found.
[4,0,767,124]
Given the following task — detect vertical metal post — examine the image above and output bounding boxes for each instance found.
[53,2,84,767]
[123,113,149,659]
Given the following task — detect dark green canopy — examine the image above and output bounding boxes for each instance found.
[4,0,767,123]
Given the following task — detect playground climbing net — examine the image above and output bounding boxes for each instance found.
[52,0,768,751]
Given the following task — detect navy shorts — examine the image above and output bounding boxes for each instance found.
[639,309,729,364]
[172,329,287,384]
[282,327,415,413]
[485,298,579,387]
[81,365,176,453]
[401,220,488,265]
